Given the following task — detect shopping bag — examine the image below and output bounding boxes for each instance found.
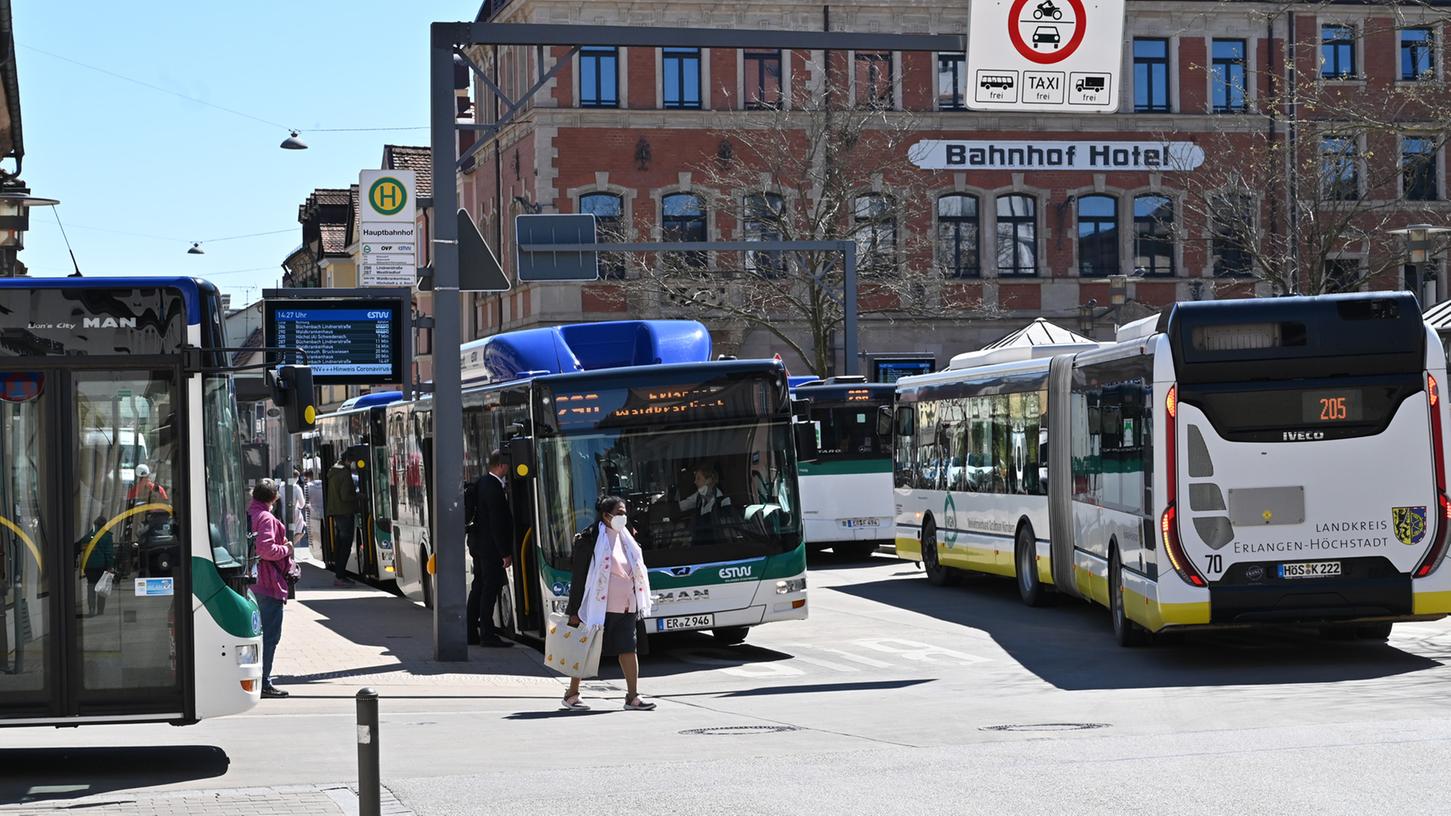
[543,612,604,679]
[94,571,114,598]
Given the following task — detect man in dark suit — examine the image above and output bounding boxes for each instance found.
[467,450,515,647]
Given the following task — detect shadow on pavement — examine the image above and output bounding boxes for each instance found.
[806,550,900,571]
[504,709,614,720]
[661,678,935,699]
[0,745,228,804]
[831,572,1444,691]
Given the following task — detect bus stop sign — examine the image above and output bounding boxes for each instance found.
[965,0,1124,113]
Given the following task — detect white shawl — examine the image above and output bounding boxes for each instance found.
[578,522,653,628]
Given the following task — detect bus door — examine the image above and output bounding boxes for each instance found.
[0,365,189,722]
[507,469,544,637]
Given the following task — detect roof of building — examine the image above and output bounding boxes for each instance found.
[0,0,21,172]
[382,144,433,199]
[1424,299,1451,331]
[980,318,1094,349]
[319,223,348,255]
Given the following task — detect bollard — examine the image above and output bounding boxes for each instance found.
[356,687,380,816]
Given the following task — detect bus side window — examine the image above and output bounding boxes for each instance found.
[893,405,915,489]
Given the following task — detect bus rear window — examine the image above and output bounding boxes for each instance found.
[1191,322,1305,352]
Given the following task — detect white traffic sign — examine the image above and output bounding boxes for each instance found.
[965,0,1125,113]
[359,169,418,287]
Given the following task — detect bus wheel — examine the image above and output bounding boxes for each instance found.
[1015,524,1049,607]
[1109,549,1149,647]
[836,542,880,560]
[713,626,750,645]
[922,519,960,587]
[421,548,434,610]
[1356,622,1393,641]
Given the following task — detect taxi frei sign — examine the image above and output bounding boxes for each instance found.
[965,0,1126,113]
[359,169,417,288]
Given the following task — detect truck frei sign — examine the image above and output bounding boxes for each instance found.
[909,140,1204,171]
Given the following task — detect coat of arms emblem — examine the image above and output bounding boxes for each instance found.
[1393,506,1428,546]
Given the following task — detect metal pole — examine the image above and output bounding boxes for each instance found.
[356,688,380,816]
[842,240,859,376]
[429,24,469,661]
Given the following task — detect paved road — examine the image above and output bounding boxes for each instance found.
[5,551,1451,815]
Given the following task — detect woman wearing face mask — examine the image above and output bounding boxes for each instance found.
[561,495,656,711]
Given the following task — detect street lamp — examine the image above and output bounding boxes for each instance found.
[187,242,205,255]
[0,185,62,278]
[1387,223,1451,305]
[280,130,308,150]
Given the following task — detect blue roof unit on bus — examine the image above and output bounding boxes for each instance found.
[338,391,404,412]
[0,275,214,324]
[460,320,712,383]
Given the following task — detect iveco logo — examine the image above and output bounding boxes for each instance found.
[720,566,754,579]
[1282,430,1326,442]
[83,317,138,329]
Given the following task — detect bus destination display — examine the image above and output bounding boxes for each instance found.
[550,379,774,430]
[265,300,404,385]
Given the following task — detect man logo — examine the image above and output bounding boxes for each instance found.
[82,317,138,329]
[369,176,408,216]
[1393,506,1428,546]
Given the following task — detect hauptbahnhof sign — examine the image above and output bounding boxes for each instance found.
[909,140,1204,171]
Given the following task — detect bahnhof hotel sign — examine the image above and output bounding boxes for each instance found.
[910,140,1204,171]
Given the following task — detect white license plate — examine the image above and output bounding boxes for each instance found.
[840,518,879,528]
[655,614,715,632]
[1279,561,1342,579]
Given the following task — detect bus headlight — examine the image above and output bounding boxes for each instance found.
[776,578,806,594]
[236,644,260,666]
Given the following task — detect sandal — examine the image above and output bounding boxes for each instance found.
[560,693,590,711]
[623,694,656,711]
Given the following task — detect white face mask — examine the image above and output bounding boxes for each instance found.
[697,484,710,496]
[609,514,628,532]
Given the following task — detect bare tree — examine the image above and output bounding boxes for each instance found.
[616,57,988,376]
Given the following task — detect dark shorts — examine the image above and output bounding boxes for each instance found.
[602,612,640,657]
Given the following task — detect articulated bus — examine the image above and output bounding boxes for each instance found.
[311,390,405,586]
[388,320,810,646]
[792,377,896,559]
[0,277,262,725]
[894,293,1451,645]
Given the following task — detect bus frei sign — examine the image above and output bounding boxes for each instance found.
[909,140,1204,172]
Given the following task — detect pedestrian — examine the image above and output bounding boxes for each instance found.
[302,468,321,554]
[325,458,357,587]
[285,468,308,549]
[78,516,115,617]
[467,450,514,647]
[127,464,169,505]
[249,478,295,699]
[561,495,656,712]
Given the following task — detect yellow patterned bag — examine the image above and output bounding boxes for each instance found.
[543,612,604,679]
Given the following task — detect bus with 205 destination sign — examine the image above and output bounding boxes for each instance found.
[893,293,1451,645]
[388,320,813,647]
[0,276,314,725]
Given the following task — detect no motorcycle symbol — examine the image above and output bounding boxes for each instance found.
[1008,0,1087,64]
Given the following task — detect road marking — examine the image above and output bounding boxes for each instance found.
[812,647,894,669]
[773,646,860,672]
[853,638,992,666]
[673,648,807,678]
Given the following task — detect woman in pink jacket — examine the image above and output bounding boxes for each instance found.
[249,479,294,699]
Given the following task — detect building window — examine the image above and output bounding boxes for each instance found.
[1402,28,1436,81]
[744,50,783,109]
[1405,263,1438,305]
[1133,194,1175,276]
[1211,39,1247,112]
[853,194,897,273]
[936,194,980,278]
[937,54,966,111]
[580,192,625,279]
[854,51,893,110]
[1076,195,1119,277]
[1133,38,1171,112]
[662,192,707,269]
[662,48,702,109]
[1211,193,1254,277]
[1321,24,1356,79]
[995,194,1037,276]
[1403,136,1439,201]
[579,46,618,108]
[744,193,785,277]
[1325,259,1360,293]
[1320,135,1360,201]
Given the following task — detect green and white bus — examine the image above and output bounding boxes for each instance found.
[792,378,896,559]
[0,277,270,725]
[388,320,810,646]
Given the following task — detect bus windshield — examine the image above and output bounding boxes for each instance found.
[811,403,888,460]
[202,374,248,568]
[538,419,801,568]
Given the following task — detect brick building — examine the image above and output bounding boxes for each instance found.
[456,0,1449,374]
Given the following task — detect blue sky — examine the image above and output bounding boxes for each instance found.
[14,0,468,305]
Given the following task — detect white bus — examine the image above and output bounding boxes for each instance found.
[793,378,896,559]
[894,293,1451,645]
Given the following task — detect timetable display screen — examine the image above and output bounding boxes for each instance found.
[265,299,404,385]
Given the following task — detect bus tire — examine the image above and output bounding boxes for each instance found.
[1110,548,1150,647]
[713,626,750,645]
[922,518,961,587]
[421,547,434,610]
[1015,523,1049,607]
[836,542,880,560]
[1356,622,1393,641]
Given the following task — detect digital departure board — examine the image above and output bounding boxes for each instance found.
[264,299,405,385]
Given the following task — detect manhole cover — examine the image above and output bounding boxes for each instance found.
[679,725,800,736]
[980,723,1109,733]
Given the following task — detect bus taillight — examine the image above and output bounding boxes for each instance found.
[1162,385,1207,588]
[1416,374,1450,578]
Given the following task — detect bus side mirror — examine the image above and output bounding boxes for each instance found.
[271,365,317,434]
[794,422,819,463]
[507,435,536,479]
[876,405,894,440]
[790,398,810,421]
